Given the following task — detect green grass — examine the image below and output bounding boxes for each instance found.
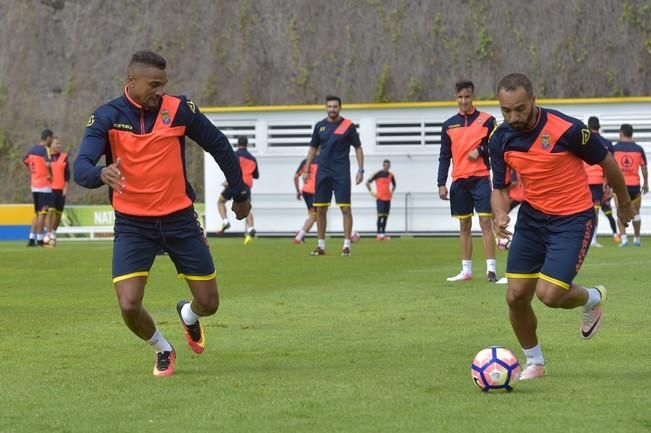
[1,237,650,433]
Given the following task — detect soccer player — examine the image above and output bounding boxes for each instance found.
[217,136,259,244]
[74,51,251,377]
[613,124,648,246]
[46,136,70,245]
[302,95,364,256]
[600,186,620,242]
[366,159,396,240]
[437,80,498,282]
[583,116,615,248]
[490,73,635,380]
[23,129,54,247]
[293,154,319,244]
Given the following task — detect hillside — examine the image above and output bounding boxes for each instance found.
[1,0,649,203]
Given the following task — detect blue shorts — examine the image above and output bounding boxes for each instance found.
[449,176,491,218]
[112,206,215,283]
[32,192,52,213]
[628,186,641,202]
[376,199,391,216]
[601,197,612,214]
[314,170,351,207]
[506,202,595,289]
[303,192,315,210]
[220,185,251,201]
[589,184,603,207]
[52,189,66,212]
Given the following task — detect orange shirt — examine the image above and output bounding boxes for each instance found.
[489,108,608,216]
[235,148,258,188]
[296,159,318,194]
[50,152,69,190]
[368,170,396,201]
[613,141,647,186]
[23,144,52,192]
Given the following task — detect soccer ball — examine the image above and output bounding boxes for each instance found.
[471,346,520,392]
[42,234,56,247]
[496,237,511,250]
[351,231,360,242]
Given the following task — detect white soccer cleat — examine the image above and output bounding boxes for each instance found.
[581,285,607,339]
[520,363,545,380]
[446,271,471,282]
[496,277,508,285]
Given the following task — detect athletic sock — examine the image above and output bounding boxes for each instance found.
[634,236,641,244]
[343,239,351,249]
[318,239,326,250]
[36,233,43,241]
[522,344,544,365]
[621,234,628,243]
[181,302,200,326]
[296,229,305,240]
[377,216,382,234]
[486,259,496,273]
[147,329,173,353]
[607,214,617,234]
[584,287,602,309]
[462,260,472,276]
[29,233,35,240]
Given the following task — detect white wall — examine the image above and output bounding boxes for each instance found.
[203,99,651,235]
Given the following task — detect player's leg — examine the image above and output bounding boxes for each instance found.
[28,195,38,246]
[295,194,315,243]
[447,179,474,281]
[244,200,256,245]
[334,173,353,256]
[632,195,642,246]
[217,188,231,233]
[112,213,173,376]
[311,173,332,255]
[472,177,497,280]
[376,199,383,239]
[601,200,619,241]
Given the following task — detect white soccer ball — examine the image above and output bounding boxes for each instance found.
[471,346,521,392]
[496,237,511,250]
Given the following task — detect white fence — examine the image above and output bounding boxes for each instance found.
[203,98,651,235]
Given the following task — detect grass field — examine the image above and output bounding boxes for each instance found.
[1,236,650,433]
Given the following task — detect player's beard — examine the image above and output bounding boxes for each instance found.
[511,106,538,131]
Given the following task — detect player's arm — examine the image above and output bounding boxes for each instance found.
[45,148,53,180]
[303,146,318,183]
[391,175,396,193]
[252,157,259,180]
[63,157,70,196]
[366,172,376,197]
[349,126,364,185]
[489,129,512,238]
[294,162,303,200]
[74,112,117,190]
[640,148,648,194]
[437,123,451,199]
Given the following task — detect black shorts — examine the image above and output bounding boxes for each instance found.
[32,192,53,213]
[112,206,215,283]
[52,189,66,212]
[376,200,391,216]
[449,176,492,218]
[303,192,315,210]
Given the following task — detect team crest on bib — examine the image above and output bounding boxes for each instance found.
[541,132,551,149]
[161,109,171,125]
[86,114,95,127]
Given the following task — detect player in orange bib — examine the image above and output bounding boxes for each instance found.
[366,159,396,240]
[490,73,635,380]
[612,124,648,246]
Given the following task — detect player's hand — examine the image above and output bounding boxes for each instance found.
[232,200,251,220]
[438,185,449,200]
[222,181,229,188]
[296,192,302,200]
[492,213,512,239]
[467,149,480,160]
[101,157,126,193]
[302,171,311,184]
[617,201,635,227]
[355,172,364,185]
[643,184,649,194]
[370,191,377,199]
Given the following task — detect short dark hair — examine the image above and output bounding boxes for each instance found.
[497,73,533,97]
[620,124,634,138]
[237,136,248,147]
[455,80,474,93]
[41,129,53,140]
[325,95,342,105]
[587,116,601,130]
[383,159,391,164]
[129,51,167,70]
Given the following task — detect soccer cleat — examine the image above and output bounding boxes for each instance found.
[217,222,231,235]
[341,247,351,257]
[244,235,253,245]
[310,247,325,256]
[619,240,628,247]
[176,301,205,354]
[580,285,607,340]
[376,234,384,241]
[383,236,391,241]
[153,348,176,377]
[446,271,471,282]
[519,363,545,381]
[496,277,508,285]
[292,237,304,244]
[27,239,36,247]
[634,239,641,247]
[590,242,603,248]
[613,233,621,243]
[486,271,498,282]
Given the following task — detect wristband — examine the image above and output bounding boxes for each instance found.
[357,168,364,174]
